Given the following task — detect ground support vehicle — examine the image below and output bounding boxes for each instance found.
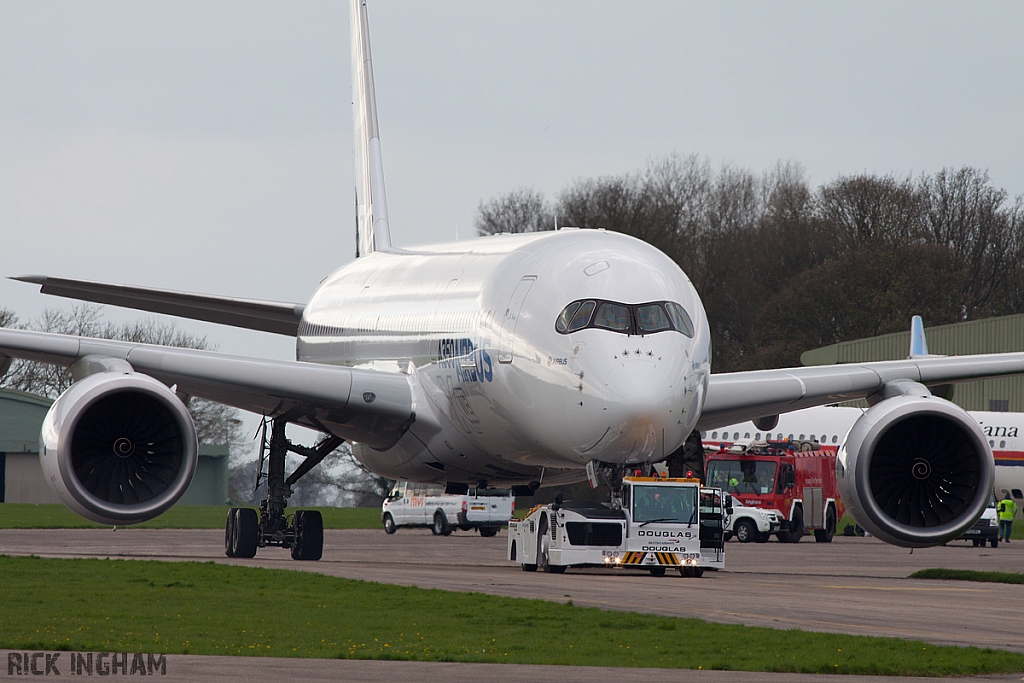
[959,503,999,548]
[705,441,845,543]
[725,494,782,542]
[382,482,513,536]
[507,477,726,577]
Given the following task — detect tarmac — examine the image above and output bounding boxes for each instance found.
[1,526,1023,681]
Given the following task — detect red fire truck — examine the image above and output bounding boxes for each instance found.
[704,441,845,542]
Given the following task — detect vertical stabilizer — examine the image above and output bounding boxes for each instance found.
[909,315,932,358]
[351,0,391,257]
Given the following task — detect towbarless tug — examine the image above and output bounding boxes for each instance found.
[508,477,727,577]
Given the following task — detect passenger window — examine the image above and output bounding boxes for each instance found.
[555,302,582,333]
[566,300,596,332]
[636,304,672,333]
[665,302,695,337]
[755,433,761,440]
[1000,440,1006,448]
[593,303,631,331]
[832,435,838,443]
[712,432,718,439]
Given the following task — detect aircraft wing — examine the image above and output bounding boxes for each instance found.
[11,275,305,336]
[699,353,1024,430]
[0,327,413,449]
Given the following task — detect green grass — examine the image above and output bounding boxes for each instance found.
[0,504,382,530]
[0,557,1021,675]
[910,568,1024,585]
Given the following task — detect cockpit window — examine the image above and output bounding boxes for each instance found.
[665,302,695,337]
[554,299,695,337]
[636,304,672,333]
[555,302,581,333]
[566,300,596,332]
[593,303,630,331]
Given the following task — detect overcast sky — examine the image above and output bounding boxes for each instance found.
[2,0,1022,368]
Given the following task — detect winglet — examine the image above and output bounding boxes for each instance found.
[909,315,929,358]
[351,0,392,257]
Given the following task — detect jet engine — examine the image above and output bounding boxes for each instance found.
[837,394,994,547]
[39,371,198,525]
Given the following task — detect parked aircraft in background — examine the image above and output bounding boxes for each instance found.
[2,1,1024,557]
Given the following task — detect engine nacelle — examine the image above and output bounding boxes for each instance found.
[837,395,994,547]
[40,372,199,525]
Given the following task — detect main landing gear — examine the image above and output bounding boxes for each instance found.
[225,417,343,561]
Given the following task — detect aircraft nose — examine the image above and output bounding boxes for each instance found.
[598,360,688,456]
[603,360,683,419]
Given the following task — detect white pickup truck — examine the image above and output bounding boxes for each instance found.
[725,494,783,543]
[381,482,513,537]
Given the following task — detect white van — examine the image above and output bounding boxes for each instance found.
[381,482,513,536]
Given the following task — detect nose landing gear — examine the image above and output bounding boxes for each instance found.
[224,417,343,561]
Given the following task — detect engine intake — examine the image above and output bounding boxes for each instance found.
[40,372,198,525]
[837,395,994,547]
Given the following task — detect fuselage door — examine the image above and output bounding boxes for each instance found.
[497,276,537,364]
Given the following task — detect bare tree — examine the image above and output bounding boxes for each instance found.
[476,188,554,235]
[0,304,245,449]
[0,307,17,329]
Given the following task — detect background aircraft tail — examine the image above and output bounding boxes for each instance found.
[351,0,392,257]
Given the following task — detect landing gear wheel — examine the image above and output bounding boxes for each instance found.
[814,506,836,543]
[382,513,397,535]
[291,510,324,561]
[649,567,667,577]
[734,519,757,543]
[990,538,999,548]
[432,511,451,536]
[972,539,981,547]
[232,508,259,559]
[225,508,239,557]
[478,526,499,538]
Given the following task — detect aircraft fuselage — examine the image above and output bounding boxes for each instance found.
[297,229,711,486]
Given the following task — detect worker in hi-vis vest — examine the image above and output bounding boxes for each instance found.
[996,494,1017,543]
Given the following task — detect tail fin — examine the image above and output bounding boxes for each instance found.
[909,315,929,357]
[908,315,944,359]
[351,0,392,257]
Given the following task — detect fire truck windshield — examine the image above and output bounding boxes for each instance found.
[632,485,697,525]
[706,460,779,495]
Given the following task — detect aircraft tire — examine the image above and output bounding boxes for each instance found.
[291,510,324,561]
[225,508,238,557]
[233,508,259,559]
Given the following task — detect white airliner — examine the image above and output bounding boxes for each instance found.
[2,0,1024,558]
